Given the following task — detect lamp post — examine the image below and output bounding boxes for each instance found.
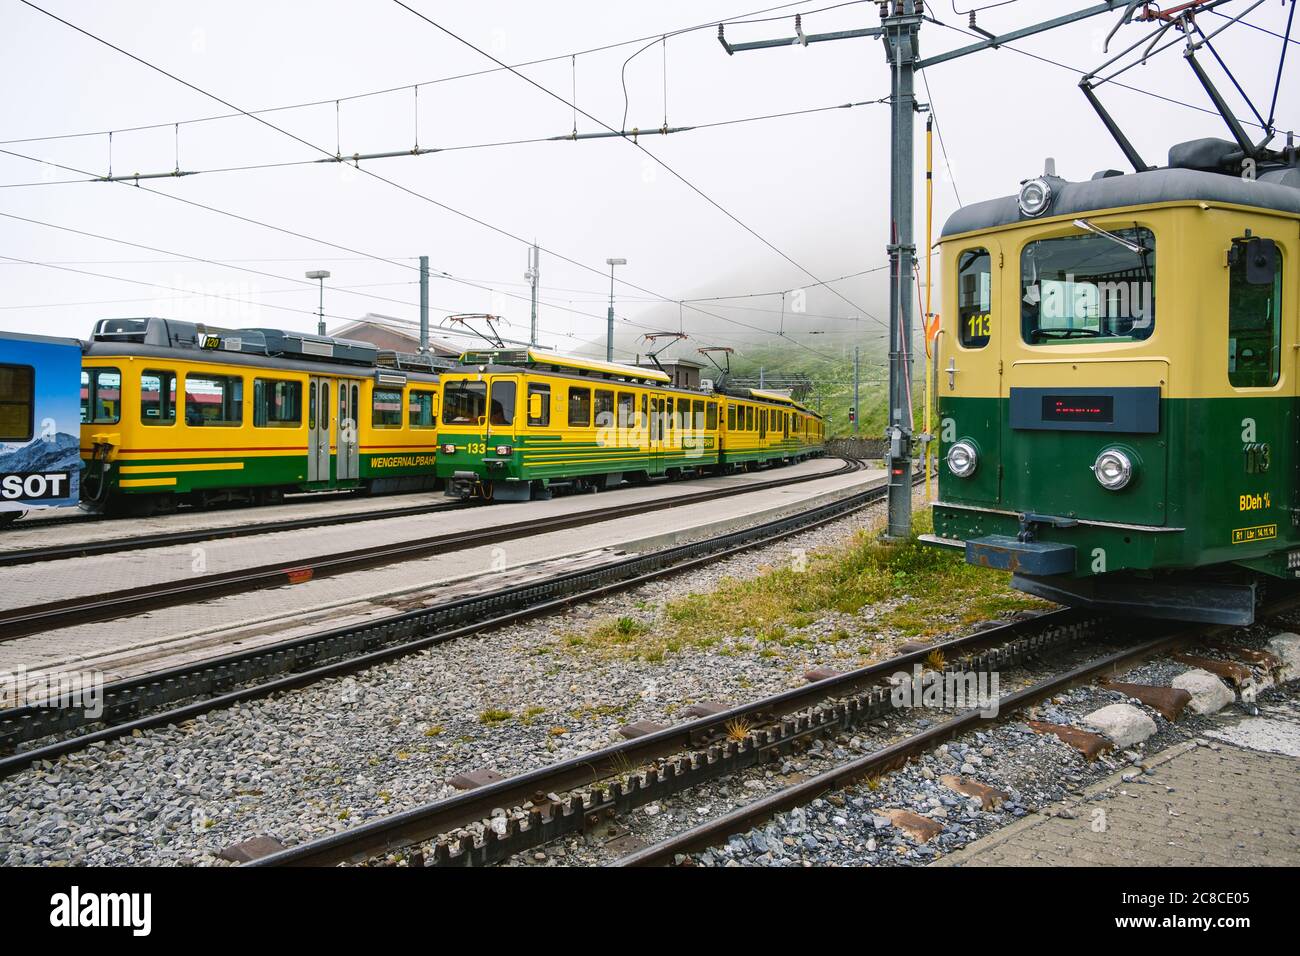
[306,269,331,336]
[605,257,626,362]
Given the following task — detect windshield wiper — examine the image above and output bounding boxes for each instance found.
[1031,328,1103,340]
[1073,218,1148,255]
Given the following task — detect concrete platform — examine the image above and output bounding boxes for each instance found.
[0,461,883,684]
[932,694,1300,867]
[0,457,851,611]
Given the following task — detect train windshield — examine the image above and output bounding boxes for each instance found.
[1020,226,1155,344]
[442,380,487,425]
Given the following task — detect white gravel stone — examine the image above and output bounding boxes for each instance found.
[1082,703,1156,748]
[1268,633,1300,683]
[1172,668,1235,715]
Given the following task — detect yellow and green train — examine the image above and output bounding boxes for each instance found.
[925,136,1300,624]
[79,317,442,514]
[435,348,825,501]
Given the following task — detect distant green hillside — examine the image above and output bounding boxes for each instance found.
[727,341,926,439]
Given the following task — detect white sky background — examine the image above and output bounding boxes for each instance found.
[0,0,1295,365]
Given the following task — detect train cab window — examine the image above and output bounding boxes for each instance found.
[1021,227,1155,344]
[253,379,302,428]
[594,389,615,428]
[617,392,634,429]
[140,370,177,426]
[409,390,437,429]
[81,368,121,425]
[707,402,718,431]
[957,249,992,348]
[371,388,403,428]
[184,373,242,427]
[0,364,34,441]
[527,383,551,427]
[442,380,487,425]
[490,380,517,426]
[1228,238,1283,388]
[568,387,591,427]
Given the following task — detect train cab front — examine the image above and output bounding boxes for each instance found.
[919,162,1295,628]
[436,367,526,502]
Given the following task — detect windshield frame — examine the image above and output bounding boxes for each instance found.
[1019,224,1156,346]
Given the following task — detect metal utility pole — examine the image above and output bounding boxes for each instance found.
[853,345,860,438]
[419,255,430,353]
[525,242,540,348]
[605,257,626,361]
[882,2,920,539]
[306,269,330,337]
[719,0,1132,541]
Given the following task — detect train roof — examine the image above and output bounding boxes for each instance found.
[942,137,1300,239]
[457,347,672,384]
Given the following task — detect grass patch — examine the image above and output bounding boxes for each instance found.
[478,708,513,725]
[658,507,1044,643]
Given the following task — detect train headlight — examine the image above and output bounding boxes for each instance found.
[495,445,513,456]
[440,443,456,454]
[1018,177,1053,218]
[946,440,978,478]
[1092,448,1133,490]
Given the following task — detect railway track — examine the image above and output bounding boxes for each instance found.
[244,589,1293,868]
[0,498,474,568]
[0,458,890,777]
[0,456,859,640]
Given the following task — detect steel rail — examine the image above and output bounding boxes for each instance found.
[249,605,1099,866]
[0,498,473,568]
[613,590,1300,866]
[0,461,890,777]
[0,456,856,641]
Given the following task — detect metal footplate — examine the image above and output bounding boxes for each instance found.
[965,535,1076,576]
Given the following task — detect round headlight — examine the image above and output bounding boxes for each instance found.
[947,440,978,479]
[1018,177,1053,218]
[1093,448,1133,490]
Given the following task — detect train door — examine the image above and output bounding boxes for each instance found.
[308,377,330,482]
[648,393,664,473]
[337,378,362,482]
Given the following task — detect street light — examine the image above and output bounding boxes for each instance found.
[605,257,626,362]
[306,269,331,336]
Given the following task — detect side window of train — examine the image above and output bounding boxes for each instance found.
[140,369,177,426]
[527,383,551,427]
[0,363,34,442]
[693,400,705,431]
[707,402,718,431]
[958,248,992,348]
[568,387,591,427]
[408,390,437,429]
[727,404,736,430]
[253,379,302,428]
[594,389,615,428]
[371,386,403,429]
[746,406,754,431]
[665,398,675,432]
[185,373,242,427]
[1228,236,1283,388]
[81,368,121,425]
[616,392,634,428]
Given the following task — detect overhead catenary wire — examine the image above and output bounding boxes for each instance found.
[9,3,867,364]
[0,0,875,148]
[389,0,888,337]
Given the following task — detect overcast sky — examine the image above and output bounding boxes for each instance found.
[1,0,1295,365]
